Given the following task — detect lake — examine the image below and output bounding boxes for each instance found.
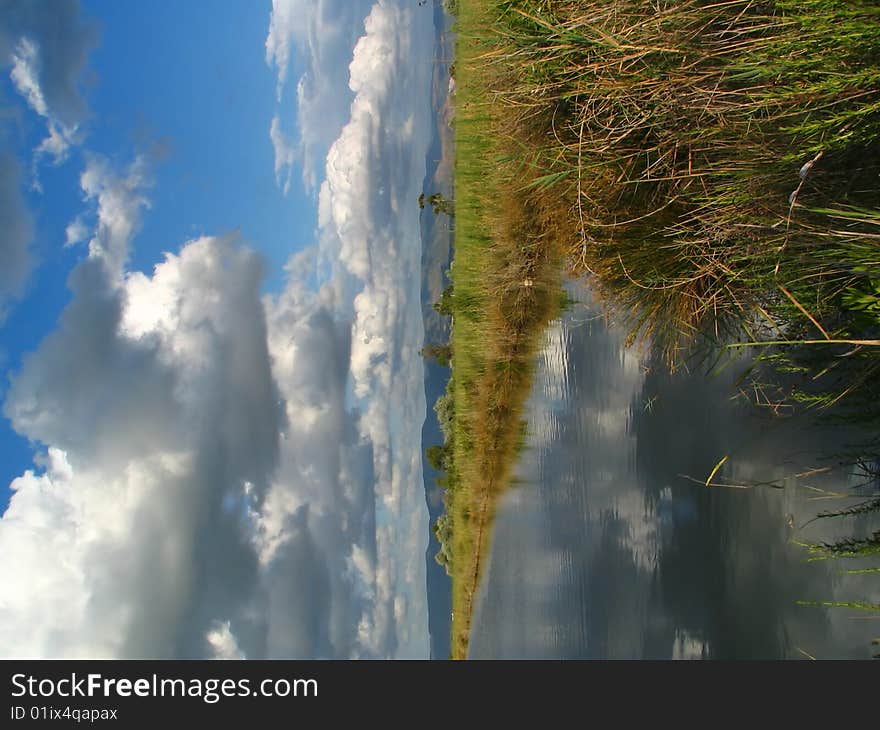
[469,280,879,659]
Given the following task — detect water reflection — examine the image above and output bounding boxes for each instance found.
[469,281,878,659]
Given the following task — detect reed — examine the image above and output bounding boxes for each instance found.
[439,0,880,657]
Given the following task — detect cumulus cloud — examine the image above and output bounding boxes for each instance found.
[78,155,150,278]
[1,157,284,658]
[0,152,32,320]
[265,0,374,191]
[0,0,97,166]
[241,0,436,658]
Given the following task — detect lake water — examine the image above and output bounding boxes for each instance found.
[469,280,879,659]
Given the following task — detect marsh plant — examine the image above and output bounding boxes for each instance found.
[437,0,880,657]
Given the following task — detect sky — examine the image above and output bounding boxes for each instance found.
[0,0,437,658]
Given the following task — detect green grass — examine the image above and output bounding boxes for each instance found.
[436,0,880,658]
[439,0,570,659]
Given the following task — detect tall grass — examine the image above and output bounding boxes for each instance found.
[443,0,880,657]
[474,0,880,368]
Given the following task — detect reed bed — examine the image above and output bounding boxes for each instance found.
[439,0,880,657]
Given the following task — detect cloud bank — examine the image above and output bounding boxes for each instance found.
[1,156,283,657]
[260,0,434,658]
[265,0,374,191]
[1,0,434,659]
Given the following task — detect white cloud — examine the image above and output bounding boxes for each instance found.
[1,158,283,658]
[34,120,77,165]
[269,115,296,196]
[10,37,49,117]
[0,1,96,126]
[0,1,96,317]
[206,621,245,660]
[265,0,301,102]
[78,155,150,279]
[258,0,435,658]
[265,0,374,191]
[64,214,88,247]
[8,42,76,165]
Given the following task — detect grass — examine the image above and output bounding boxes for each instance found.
[439,0,572,659]
[436,0,880,658]
[490,0,880,361]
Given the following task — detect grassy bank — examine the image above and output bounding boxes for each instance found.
[436,0,880,658]
[441,0,573,659]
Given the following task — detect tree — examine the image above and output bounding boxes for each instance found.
[433,390,454,443]
[433,513,453,574]
[418,192,453,216]
[425,444,447,472]
[433,285,454,316]
[420,343,452,367]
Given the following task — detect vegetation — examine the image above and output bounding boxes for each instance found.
[420,343,453,368]
[434,285,455,316]
[439,0,880,658]
[429,378,457,571]
[419,192,455,216]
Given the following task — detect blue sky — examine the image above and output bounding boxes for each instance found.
[0,0,437,659]
[85,0,316,285]
[1,0,318,500]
